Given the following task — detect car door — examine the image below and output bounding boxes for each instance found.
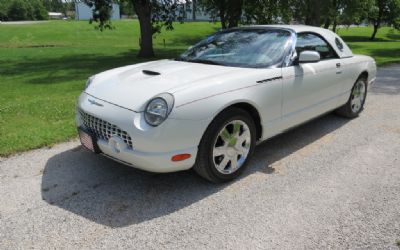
[280,32,344,129]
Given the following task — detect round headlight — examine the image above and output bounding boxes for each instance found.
[144,97,169,126]
[144,93,174,126]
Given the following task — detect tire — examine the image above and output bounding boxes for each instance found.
[335,76,368,118]
[194,107,257,183]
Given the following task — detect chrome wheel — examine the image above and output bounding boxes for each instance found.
[350,80,366,113]
[212,120,251,174]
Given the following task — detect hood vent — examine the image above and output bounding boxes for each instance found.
[142,70,161,76]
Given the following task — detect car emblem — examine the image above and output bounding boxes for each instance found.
[88,99,103,107]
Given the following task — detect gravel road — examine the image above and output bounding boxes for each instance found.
[1,65,399,249]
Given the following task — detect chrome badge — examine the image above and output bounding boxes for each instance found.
[88,99,104,107]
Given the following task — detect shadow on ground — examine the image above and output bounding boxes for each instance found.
[42,113,349,228]
[370,65,400,95]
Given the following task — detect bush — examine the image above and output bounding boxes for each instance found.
[0,0,48,21]
[7,0,29,21]
[31,0,49,20]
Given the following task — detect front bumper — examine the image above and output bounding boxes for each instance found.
[76,92,210,173]
[368,77,376,87]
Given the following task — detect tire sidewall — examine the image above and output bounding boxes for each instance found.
[204,111,257,181]
[350,78,368,116]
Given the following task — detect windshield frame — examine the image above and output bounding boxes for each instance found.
[176,27,296,69]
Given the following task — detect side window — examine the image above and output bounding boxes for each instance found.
[296,33,337,60]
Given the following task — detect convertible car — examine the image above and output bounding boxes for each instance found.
[77,25,376,182]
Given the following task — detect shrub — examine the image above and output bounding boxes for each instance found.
[0,0,49,21]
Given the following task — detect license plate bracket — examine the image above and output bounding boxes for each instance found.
[78,128,101,154]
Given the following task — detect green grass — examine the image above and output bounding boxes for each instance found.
[0,21,399,156]
[337,26,400,65]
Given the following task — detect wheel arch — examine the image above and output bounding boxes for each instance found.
[208,102,263,141]
[359,71,369,80]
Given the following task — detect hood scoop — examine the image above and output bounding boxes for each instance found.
[142,70,161,76]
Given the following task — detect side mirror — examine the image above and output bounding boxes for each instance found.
[298,51,320,63]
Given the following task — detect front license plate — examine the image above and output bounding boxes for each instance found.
[78,129,97,153]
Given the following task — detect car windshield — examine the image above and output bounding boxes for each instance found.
[177,29,292,68]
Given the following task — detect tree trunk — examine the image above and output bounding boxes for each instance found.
[218,1,227,29]
[332,18,337,32]
[192,0,196,21]
[305,0,321,27]
[324,17,331,29]
[132,0,154,57]
[227,0,243,28]
[370,24,379,40]
[370,2,383,41]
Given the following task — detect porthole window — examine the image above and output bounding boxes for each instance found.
[335,37,344,51]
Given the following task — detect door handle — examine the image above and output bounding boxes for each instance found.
[336,63,342,74]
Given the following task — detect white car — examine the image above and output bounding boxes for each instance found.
[77,25,376,182]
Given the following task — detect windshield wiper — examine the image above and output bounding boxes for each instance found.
[187,59,225,66]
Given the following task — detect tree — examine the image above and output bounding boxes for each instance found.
[292,0,323,26]
[192,0,197,20]
[31,0,49,20]
[43,0,65,13]
[0,0,10,21]
[85,0,183,57]
[243,0,292,24]
[367,0,400,40]
[339,0,373,28]
[1,0,48,21]
[7,0,29,21]
[198,0,244,29]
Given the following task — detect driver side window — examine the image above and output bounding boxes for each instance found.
[296,33,337,60]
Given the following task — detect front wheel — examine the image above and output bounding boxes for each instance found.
[335,77,367,118]
[194,107,256,183]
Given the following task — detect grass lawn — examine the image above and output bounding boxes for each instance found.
[0,21,399,156]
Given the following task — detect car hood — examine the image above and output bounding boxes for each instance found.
[85,59,239,112]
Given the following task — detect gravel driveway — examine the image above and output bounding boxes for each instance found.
[1,65,399,249]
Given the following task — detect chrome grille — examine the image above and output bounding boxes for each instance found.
[79,110,133,149]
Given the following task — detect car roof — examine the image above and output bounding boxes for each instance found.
[239,24,353,58]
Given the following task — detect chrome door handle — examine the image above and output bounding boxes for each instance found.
[336,63,341,68]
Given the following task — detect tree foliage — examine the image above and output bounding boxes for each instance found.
[85,0,400,58]
[366,0,400,40]
[0,0,48,21]
[85,0,183,57]
[197,0,244,29]
[242,0,292,24]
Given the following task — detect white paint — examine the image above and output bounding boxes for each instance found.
[77,25,377,173]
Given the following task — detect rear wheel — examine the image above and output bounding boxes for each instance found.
[335,77,367,118]
[194,107,256,183]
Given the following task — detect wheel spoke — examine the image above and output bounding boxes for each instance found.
[217,156,230,170]
[236,145,248,155]
[213,146,227,157]
[237,130,250,144]
[213,120,252,175]
[220,128,231,142]
[233,122,241,136]
[230,156,238,170]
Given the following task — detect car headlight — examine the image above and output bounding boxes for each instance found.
[85,76,95,89]
[144,93,174,127]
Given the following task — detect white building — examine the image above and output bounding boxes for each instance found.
[75,2,120,21]
[48,12,63,19]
